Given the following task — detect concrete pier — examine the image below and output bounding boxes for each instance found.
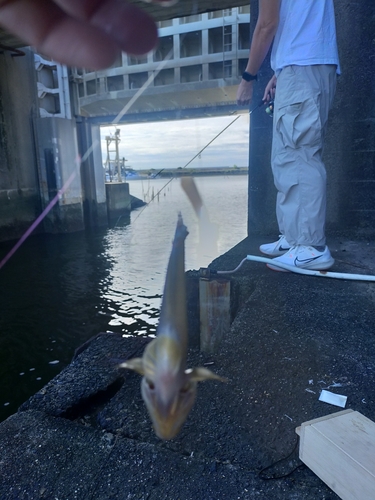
[105,182,131,222]
[1,235,374,499]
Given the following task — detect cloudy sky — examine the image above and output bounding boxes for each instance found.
[100,114,250,171]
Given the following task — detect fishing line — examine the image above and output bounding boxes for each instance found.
[131,114,242,224]
[0,44,175,270]
[0,2,234,268]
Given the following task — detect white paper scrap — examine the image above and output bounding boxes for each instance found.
[319,389,347,408]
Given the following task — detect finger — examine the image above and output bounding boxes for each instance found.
[0,0,118,68]
[53,0,157,55]
[90,0,158,56]
[48,0,113,19]
[0,0,157,69]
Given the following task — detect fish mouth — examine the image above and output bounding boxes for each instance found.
[151,404,190,440]
[153,419,182,440]
[141,377,196,440]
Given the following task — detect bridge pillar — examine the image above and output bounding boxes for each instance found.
[35,116,85,234]
[76,118,107,228]
[247,0,275,237]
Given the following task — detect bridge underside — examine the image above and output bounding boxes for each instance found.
[89,103,242,125]
[80,80,240,125]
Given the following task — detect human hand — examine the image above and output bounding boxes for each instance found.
[263,74,277,102]
[236,79,254,106]
[0,0,159,70]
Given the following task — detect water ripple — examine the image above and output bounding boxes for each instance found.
[0,175,247,421]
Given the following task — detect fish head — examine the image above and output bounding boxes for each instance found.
[121,337,226,440]
[139,336,196,440]
[141,370,196,440]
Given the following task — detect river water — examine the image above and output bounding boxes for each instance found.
[0,175,248,422]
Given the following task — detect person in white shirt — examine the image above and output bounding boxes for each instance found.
[237,0,340,271]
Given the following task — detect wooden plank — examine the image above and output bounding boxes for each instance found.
[199,278,230,353]
[298,410,375,500]
[298,410,353,454]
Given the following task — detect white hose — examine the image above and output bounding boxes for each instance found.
[217,254,375,282]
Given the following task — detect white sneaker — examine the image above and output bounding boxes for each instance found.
[260,235,291,257]
[267,245,335,272]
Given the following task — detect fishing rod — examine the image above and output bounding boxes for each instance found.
[132,114,242,223]
[132,98,274,223]
[250,99,274,116]
[156,114,240,180]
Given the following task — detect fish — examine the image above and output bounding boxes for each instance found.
[180,177,218,259]
[120,213,224,440]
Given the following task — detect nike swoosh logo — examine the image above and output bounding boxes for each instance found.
[294,256,320,265]
[279,246,290,251]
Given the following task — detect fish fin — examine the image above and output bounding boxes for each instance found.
[119,357,145,375]
[186,367,227,383]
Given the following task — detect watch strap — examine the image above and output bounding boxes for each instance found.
[242,71,257,82]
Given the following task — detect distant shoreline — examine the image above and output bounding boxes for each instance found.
[134,167,248,178]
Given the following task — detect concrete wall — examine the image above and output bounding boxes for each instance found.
[0,49,41,242]
[326,0,375,237]
[0,49,87,240]
[248,0,375,239]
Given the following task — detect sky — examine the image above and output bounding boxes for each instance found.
[100,114,250,171]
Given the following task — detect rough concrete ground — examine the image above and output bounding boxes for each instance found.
[1,235,374,499]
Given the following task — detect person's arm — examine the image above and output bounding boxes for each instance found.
[0,0,158,70]
[237,0,280,106]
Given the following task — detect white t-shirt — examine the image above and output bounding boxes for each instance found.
[271,0,341,75]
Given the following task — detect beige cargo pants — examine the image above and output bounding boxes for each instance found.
[271,64,337,246]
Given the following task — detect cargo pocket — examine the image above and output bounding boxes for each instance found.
[275,97,321,150]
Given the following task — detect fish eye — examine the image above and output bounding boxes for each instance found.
[180,383,190,394]
[146,379,155,390]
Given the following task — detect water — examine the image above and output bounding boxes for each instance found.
[0,175,248,421]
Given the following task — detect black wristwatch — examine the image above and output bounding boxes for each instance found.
[242,71,257,82]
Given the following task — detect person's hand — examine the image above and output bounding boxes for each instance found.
[263,74,277,102]
[236,79,254,106]
[0,0,158,70]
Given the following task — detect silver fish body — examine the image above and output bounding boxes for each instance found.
[120,214,224,440]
